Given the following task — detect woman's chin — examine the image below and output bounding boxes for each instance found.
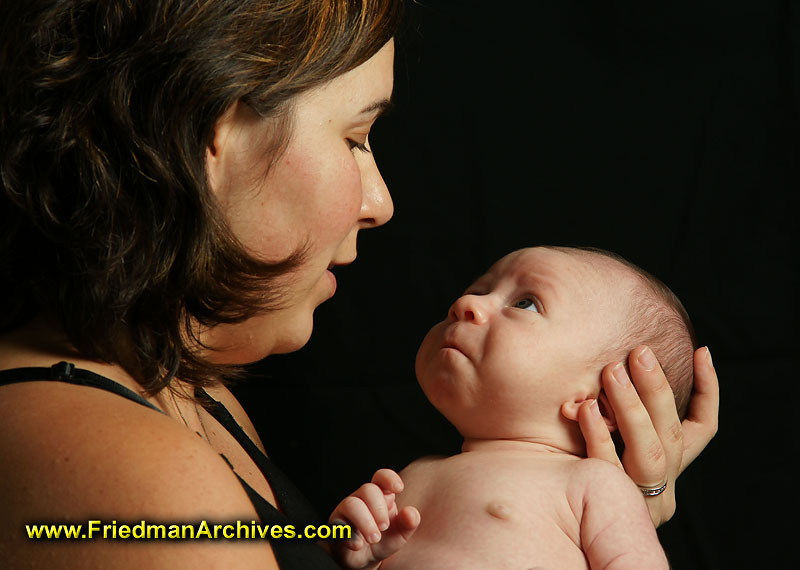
[268,313,317,355]
[196,308,317,363]
[270,333,312,355]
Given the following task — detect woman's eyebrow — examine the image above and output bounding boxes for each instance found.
[358,98,394,118]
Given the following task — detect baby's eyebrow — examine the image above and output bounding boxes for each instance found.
[520,272,558,297]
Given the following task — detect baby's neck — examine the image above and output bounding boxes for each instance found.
[461,437,582,457]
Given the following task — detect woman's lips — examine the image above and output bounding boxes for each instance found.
[325,256,357,296]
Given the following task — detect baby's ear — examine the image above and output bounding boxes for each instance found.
[596,389,618,432]
[560,391,618,432]
[560,399,586,423]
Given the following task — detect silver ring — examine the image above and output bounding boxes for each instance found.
[639,480,667,497]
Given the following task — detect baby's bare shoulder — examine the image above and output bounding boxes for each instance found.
[565,458,642,512]
[395,455,450,508]
[568,457,636,487]
[399,454,448,479]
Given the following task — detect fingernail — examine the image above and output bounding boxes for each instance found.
[637,346,656,371]
[589,399,601,417]
[705,346,713,367]
[379,521,389,531]
[369,532,381,544]
[612,362,630,385]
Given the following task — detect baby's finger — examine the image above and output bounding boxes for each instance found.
[602,360,667,488]
[371,468,404,494]
[371,506,421,560]
[332,495,382,547]
[349,483,391,534]
[680,346,719,469]
[329,517,367,553]
[578,399,623,470]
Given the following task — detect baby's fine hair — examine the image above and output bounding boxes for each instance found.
[546,246,697,419]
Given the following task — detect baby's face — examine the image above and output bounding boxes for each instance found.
[415,247,633,439]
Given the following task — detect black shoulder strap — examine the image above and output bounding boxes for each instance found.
[235,474,345,570]
[0,361,162,412]
[196,387,322,525]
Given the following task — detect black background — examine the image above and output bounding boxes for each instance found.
[234,1,799,567]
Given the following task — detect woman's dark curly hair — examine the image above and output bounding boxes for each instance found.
[0,0,403,394]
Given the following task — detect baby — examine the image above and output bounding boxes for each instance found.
[331,246,695,570]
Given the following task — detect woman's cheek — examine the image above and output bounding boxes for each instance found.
[319,158,364,236]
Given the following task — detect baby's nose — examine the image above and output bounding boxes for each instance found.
[449,294,488,324]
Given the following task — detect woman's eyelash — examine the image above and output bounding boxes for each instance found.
[347,139,371,153]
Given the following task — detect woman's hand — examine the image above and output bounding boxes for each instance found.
[578,345,719,526]
[329,468,420,570]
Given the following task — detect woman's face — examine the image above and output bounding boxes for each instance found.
[202,40,395,362]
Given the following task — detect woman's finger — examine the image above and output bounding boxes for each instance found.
[601,359,667,488]
[578,399,623,470]
[680,346,720,469]
[627,345,683,475]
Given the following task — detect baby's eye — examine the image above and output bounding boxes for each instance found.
[512,298,539,312]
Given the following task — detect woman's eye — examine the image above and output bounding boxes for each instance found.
[347,139,371,154]
[513,298,539,312]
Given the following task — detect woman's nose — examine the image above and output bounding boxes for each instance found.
[359,154,394,228]
[449,294,488,324]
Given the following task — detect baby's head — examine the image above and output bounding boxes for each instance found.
[415,246,695,449]
[561,246,697,419]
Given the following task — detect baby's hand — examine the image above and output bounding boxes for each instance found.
[329,468,420,570]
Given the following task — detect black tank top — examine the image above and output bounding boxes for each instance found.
[0,362,343,570]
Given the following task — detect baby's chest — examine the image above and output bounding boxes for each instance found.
[414,463,573,532]
[392,459,587,569]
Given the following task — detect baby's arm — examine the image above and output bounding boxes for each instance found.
[570,458,669,570]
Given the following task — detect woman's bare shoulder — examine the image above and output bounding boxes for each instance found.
[0,380,258,516]
[0,381,278,568]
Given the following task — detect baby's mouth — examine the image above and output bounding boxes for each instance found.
[441,333,468,359]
